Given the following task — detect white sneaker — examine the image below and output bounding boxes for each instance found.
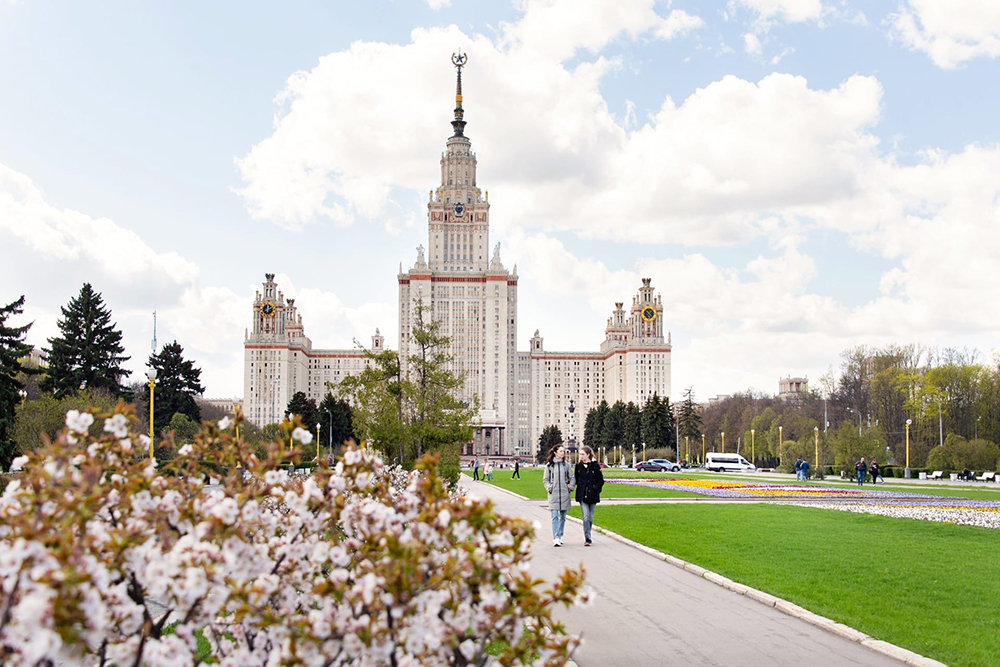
[557,538,563,546]
[554,539,561,547]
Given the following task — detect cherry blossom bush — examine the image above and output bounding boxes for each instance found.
[0,406,588,666]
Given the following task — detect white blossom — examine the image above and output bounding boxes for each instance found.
[291,427,312,444]
[103,414,128,438]
[217,416,233,431]
[66,409,94,434]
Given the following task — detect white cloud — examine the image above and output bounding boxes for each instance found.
[887,0,1000,68]
[744,32,763,53]
[0,160,394,396]
[425,0,451,9]
[732,0,828,24]
[236,0,703,231]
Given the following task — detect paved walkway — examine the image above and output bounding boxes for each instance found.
[462,481,905,667]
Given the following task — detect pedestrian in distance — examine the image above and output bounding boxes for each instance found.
[855,457,867,486]
[543,444,575,547]
[512,458,520,479]
[575,446,604,547]
[485,458,494,481]
[473,457,480,481]
[870,459,884,484]
[800,458,810,481]
[794,457,803,481]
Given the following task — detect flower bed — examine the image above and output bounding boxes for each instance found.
[608,477,929,500]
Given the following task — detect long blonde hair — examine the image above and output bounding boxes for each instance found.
[581,445,595,462]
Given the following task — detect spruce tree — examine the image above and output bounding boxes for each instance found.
[286,391,320,440]
[0,296,35,470]
[41,284,130,398]
[677,386,703,440]
[319,393,355,452]
[536,425,563,463]
[148,341,204,433]
[624,401,642,452]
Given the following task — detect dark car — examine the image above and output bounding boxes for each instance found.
[636,460,680,472]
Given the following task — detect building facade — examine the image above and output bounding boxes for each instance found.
[242,273,384,428]
[242,56,672,460]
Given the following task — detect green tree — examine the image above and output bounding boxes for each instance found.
[591,400,610,451]
[602,401,626,451]
[148,341,204,433]
[41,284,130,398]
[167,412,200,443]
[641,393,674,451]
[285,391,320,440]
[677,387,703,440]
[624,402,642,453]
[339,299,476,483]
[13,389,117,454]
[0,296,36,470]
[583,409,596,449]
[318,393,355,453]
[536,425,563,463]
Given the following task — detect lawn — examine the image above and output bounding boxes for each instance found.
[570,502,1000,667]
[462,468,704,500]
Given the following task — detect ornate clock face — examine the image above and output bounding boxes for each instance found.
[641,306,657,322]
[453,201,466,217]
[260,301,276,317]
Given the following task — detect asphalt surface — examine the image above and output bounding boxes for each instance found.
[462,480,907,667]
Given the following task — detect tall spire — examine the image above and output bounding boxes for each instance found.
[451,50,468,137]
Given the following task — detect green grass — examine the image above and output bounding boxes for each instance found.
[463,469,704,500]
[569,503,1000,667]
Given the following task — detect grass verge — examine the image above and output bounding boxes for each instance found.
[569,502,1000,667]
[462,469,704,500]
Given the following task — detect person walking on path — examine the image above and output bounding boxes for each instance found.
[473,457,480,481]
[575,446,605,547]
[870,459,884,484]
[794,457,803,481]
[485,459,494,481]
[800,458,810,481]
[543,444,575,547]
[512,458,520,480]
[855,457,867,486]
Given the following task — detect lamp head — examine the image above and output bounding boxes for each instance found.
[146,368,157,381]
[750,429,755,434]
[906,419,912,426]
[814,426,819,432]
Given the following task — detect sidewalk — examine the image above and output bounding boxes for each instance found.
[462,480,907,667]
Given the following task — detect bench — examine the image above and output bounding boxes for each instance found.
[975,472,996,482]
[928,470,944,480]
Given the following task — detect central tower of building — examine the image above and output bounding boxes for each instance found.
[397,53,519,456]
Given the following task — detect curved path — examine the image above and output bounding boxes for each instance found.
[462,480,908,667]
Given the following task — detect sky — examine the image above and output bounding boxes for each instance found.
[2,0,1000,402]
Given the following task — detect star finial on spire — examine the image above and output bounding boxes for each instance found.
[450,50,468,137]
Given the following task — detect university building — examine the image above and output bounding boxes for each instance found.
[243,55,671,460]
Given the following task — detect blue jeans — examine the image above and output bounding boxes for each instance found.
[550,509,567,540]
[580,503,596,542]
[857,470,864,486]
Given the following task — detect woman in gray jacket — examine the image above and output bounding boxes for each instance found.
[543,444,575,546]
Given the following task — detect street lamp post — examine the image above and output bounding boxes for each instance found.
[778,425,783,467]
[316,422,321,463]
[701,434,705,465]
[145,369,157,460]
[721,431,725,453]
[813,426,819,473]
[750,429,755,467]
[905,419,912,478]
[976,416,981,440]
[848,408,862,437]
[685,436,689,465]
[234,402,240,441]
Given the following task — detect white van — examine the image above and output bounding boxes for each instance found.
[704,453,756,473]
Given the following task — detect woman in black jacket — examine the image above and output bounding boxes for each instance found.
[575,446,605,546]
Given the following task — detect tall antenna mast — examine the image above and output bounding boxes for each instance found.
[151,311,157,354]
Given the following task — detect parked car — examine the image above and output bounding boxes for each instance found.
[704,453,756,473]
[635,459,681,472]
